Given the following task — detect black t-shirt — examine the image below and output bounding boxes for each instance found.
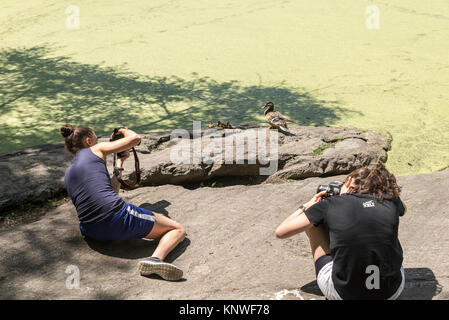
[304,193,405,300]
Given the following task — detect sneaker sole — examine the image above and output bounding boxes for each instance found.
[138,261,183,281]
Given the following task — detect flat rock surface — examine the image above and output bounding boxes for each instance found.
[0,125,390,211]
[1,169,448,300]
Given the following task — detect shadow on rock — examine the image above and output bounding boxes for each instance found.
[142,273,188,282]
[182,175,269,190]
[399,267,442,300]
[300,280,324,297]
[300,267,441,300]
[84,238,159,259]
[139,200,171,216]
[84,237,191,262]
[165,237,191,264]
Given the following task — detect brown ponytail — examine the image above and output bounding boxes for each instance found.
[345,163,401,201]
[60,124,95,156]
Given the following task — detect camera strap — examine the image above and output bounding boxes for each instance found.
[112,147,141,189]
[110,127,141,189]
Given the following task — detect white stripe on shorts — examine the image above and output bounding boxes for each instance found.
[126,205,155,222]
[316,261,343,300]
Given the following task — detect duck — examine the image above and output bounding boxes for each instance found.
[262,101,291,131]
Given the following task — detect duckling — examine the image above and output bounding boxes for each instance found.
[262,101,291,131]
[214,121,233,129]
[219,121,233,129]
[225,121,233,129]
[208,121,216,128]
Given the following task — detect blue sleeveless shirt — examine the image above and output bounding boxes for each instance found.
[64,148,126,225]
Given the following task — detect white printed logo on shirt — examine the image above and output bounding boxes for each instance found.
[363,200,375,208]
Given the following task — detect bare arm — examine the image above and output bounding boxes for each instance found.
[91,128,141,161]
[275,191,326,239]
[275,208,312,238]
[91,128,137,195]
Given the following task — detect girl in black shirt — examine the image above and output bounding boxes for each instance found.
[275,163,406,300]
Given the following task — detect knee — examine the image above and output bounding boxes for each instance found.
[177,224,186,241]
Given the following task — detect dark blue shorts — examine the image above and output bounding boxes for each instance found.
[79,203,155,241]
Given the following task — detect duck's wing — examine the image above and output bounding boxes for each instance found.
[265,112,288,127]
[273,111,290,121]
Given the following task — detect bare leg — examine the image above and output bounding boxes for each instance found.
[305,224,331,262]
[145,212,186,261]
[138,213,186,280]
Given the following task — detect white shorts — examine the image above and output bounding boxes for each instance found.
[316,261,405,300]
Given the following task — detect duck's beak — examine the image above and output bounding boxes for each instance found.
[261,105,267,109]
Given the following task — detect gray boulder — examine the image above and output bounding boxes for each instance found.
[114,125,390,185]
[0,142,71,211]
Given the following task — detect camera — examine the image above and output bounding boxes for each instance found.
[316,181,343,198]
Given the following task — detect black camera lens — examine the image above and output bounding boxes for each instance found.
[316,181,343,198]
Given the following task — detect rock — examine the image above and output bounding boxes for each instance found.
[0,142,72,211]
[268,127,390,182]
[0,125,390,211]
[116,125,390,185]
[0,169,448,299]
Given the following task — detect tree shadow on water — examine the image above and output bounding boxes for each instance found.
[0,45,361,153]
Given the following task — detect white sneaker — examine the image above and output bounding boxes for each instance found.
[138,257,183,281]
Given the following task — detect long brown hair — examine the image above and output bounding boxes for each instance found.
[345,163,401,201]
[60,124,95,156]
